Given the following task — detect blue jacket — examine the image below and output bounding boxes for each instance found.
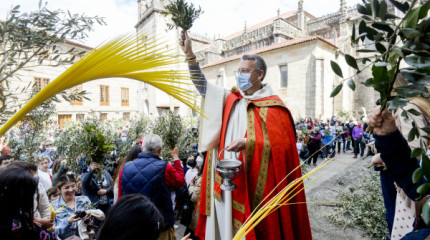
[120,152,174,230]
[52,195,92,239]
[322,132,334,146]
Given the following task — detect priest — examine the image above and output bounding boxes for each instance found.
[180,30,312,240]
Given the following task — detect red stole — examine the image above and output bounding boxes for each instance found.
[195,90,312,240]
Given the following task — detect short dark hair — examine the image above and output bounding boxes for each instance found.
[242,54,267,81]
[7,161,37,173]
[46,186,60,199]
[0,155,13,165]
[96,194,164,240]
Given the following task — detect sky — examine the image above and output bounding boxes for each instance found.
[0,0,360,47]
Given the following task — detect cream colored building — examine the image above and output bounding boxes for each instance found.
[135,0,400,120]
[5,40,142,127]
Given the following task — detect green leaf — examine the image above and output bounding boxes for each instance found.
[421,127,430,134]
[417,183,430,197]
[408,127,418,142]
[345,54,358,70]
[330,61,343,78]
[359,20,367,37]
[388,98,408,110]
[356,49,377,53]
[395,85,429,98]
[412,148,424,158]
[422,198,430,224]
[389,0,408,13]
[347,79,356,91]
[404,56,430,68]
[357,3,369,15]
[372,22,394,36]
[408,108,421,116]
[413,168,424,184]
[371,0,380,20]
[403,7,420,29]
[331,83,343,98]
[401,28,421,38]
[375,42,387,54]
[378,0,387,20]
[419,0,430,19]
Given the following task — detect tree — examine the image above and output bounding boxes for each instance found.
[330,0,430,223]
[0,1,105,125]
[8,90,55,161]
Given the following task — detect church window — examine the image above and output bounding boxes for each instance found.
[100,85,110,106]
[280,65,288,88]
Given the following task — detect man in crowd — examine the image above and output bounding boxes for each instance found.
[180,30,312,240]
[118,134,185,239]
[352,121,365,158]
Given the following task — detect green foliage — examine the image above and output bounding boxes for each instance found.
[8,91,55,161]
[0,2,105,125]
[331,0,430,221]
[152,111,196,160]
[55,115,150,172]
[82,121,115,165]
[328,171,389,239]
[163,0,203,30]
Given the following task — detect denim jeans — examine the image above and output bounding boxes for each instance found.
[342,139,346,152]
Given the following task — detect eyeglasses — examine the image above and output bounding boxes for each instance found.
[61,184,77,191]
[237,68,259,74]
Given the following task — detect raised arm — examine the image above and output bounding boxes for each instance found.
[179,30,207,95]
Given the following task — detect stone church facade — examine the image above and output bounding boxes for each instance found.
[135,0,396,120]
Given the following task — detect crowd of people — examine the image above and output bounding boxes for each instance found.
[295,116,374,165]
[0,128,204,240]
[1,28,429,240]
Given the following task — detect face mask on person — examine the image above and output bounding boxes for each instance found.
[237,72,255,91]
[196,156,203,167]
[187,160,196,168]
[121,137,127,142]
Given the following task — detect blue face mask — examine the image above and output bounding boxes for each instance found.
[237,72,253,91]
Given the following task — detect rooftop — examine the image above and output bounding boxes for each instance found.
[202,36,337,69]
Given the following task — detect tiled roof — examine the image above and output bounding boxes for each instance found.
[64,39,93,50]
[202,36,337,69]
[222,10,298,40]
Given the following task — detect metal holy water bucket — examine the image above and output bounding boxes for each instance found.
[216,148,242,191]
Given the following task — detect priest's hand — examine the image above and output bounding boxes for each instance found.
[179,30,197,65]
[226,138,246,152]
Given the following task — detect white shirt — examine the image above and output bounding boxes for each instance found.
[296,142,303,154]
[37,169,52,190]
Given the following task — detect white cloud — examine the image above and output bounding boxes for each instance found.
[0,0,360,46]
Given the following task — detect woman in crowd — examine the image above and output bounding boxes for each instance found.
[185,155,198,187]
[183,153,205,240]
[37,156,52,190]
[81,162,113,213]
[96,194,165,240]
[307,127,322,165]
[52,174,104,239]
[0,167,56,239]
[112,145,142,203]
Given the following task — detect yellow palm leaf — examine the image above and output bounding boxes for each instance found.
[0,33,201,136]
